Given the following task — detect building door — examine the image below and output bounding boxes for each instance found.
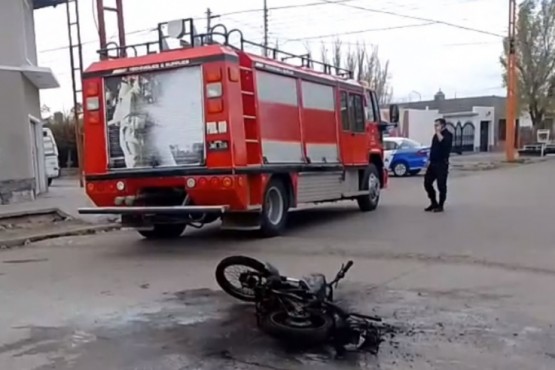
[29,117,47,195]
[480,121,490,151]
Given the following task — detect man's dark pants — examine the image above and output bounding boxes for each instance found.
[424,162,449,207]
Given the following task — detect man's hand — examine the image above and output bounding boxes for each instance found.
[435,126,444,141]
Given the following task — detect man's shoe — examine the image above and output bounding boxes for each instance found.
[424,204,438,212]
[432,206,444,213]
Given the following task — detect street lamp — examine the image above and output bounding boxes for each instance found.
[410,90,422,101]
[407,90,421,102]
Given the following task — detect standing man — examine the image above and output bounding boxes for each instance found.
[424,118,453,212]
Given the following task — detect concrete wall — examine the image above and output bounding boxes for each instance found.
[0,0,44,204]
[0,70,35,182]
[471,107,496,150]
[0,0,37,66]
[401,109,439,146]
[382,108,440,146]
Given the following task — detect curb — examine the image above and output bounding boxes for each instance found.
[452,157,550,171]
[0,223,121,249]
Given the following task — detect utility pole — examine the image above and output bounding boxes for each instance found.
[206,8,212,33]
[506,0,517,161]
[205,8,219,43]
[263,0,269,56]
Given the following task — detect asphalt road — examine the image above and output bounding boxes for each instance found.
[1,162,555,370]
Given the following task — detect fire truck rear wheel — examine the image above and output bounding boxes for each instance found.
[137,224,186,239]
[260,178,289,237]
[357,164,381,212]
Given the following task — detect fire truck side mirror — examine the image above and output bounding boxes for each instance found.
[389,104,400,124]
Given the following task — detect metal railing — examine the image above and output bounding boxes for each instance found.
[97,18,354,79]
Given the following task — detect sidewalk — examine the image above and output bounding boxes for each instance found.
[0,177,118,248]
[0,177,114,224]
[449,151,555,171]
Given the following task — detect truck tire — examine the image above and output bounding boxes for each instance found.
[260,178,289,237]
[137,224,186,239]
[357,164,381,212]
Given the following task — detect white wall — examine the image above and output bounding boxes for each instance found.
[396,108,439,146]
[471,106,495,149]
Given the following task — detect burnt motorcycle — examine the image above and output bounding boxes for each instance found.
[215,255,385,353]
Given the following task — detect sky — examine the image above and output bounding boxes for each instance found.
[34,0,508,114]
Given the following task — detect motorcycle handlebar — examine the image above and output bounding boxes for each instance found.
[342,260,354,274]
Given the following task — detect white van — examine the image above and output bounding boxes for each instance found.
[43,127,60,186]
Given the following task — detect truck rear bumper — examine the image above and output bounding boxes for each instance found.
[78,205,227,216]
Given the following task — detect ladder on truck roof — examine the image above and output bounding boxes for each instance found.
[96,18,355,80]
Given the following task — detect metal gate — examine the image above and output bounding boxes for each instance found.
[446,121,474,153]
[446,122,462,153]
[461,121,475,152]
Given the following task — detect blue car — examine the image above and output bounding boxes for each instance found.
[383,137,430,177]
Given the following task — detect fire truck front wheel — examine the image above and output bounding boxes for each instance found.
[137,224,186,239]
[357,164,381,212]
[260,178,289,237]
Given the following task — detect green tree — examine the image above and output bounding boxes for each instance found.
[43,108,79,168]
[500,0,555,128]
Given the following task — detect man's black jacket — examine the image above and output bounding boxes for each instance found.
[429,129,453,164]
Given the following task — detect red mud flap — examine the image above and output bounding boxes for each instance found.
[382,168,389,188]
[78,205,228,216]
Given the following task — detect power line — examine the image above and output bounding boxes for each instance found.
[218,0,356,17]
[285,22,435,41]
[38,0,356,54]
[318,0,504,37]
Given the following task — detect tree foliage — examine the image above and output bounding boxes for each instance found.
[42,107,81,168]
[319,39,393,104]
[500,0,555,127]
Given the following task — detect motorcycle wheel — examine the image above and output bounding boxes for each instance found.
[260,310,334,344]
[215,255,270,302]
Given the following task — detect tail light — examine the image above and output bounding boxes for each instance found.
[86,96,100,111]
[416,149,428,157]
[84,80,101,113]
[205,68,224,114]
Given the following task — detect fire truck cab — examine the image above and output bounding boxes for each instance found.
[78,19,400,238]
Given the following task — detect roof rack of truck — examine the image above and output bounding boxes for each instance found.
[97,18,354,79]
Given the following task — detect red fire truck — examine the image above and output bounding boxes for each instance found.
[78,19,399,239]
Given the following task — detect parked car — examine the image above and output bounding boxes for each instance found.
[383,137,430,177]
[43,127,60,186]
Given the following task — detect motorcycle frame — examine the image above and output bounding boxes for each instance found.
[250,261,382,324]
